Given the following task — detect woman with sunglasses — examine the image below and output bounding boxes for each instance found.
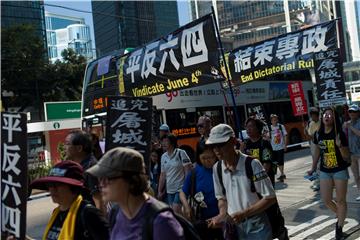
[87,147,184,240]
[307,107,350,240]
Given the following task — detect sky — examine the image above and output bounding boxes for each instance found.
[44,0,191,50]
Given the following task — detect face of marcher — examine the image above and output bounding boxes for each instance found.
[161,138,173,152]
[211,138,235,161]
[99,177,125,202]
[64,134,81,160]
[159,130,168,138]
[349,110,359,121]
[246,120,260,139]
[150,152,159,164]
[271,117,278,125]
[48,183,75,206]
[311,113,319,122]
[199,149,217,169]
[322,110,334,127]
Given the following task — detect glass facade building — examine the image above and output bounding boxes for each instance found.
[45,12,93,62]
[92,1,179,56]
[1,1,47,56]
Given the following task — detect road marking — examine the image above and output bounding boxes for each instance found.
[299,200,321,209]
[291,219,337,239]
[319,218,359,240]
[288,215,329,236]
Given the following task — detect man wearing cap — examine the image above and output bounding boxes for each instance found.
[268,114,288,182]
[206,124,276,239]
[30,161,109,240]
[64,130,103,210]
[344,104,360,200]
[86,147,184,240]
[304,107,321,191]
[159,123,170,138]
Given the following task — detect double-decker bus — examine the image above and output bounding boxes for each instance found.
[81,51,314,159]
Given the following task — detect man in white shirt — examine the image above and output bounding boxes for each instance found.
[268,114,288,182]
[206,124,277,240]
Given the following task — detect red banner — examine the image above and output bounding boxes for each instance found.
[288,81,308,116]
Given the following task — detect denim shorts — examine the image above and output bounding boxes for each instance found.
[319,169,349,180]
[167,192,181,205]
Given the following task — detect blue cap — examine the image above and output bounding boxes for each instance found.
[349,104,359,112]
[159,124,170,131]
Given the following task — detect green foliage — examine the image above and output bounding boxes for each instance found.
[28,160,52,183]
[1,24,87,115]
[57,142,67,161]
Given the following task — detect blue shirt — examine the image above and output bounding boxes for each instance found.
[182,164,219,220]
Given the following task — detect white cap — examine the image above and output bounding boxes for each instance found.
[206,124,235,145]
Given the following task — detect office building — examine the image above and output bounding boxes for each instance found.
[1,1,47,55]
[91,1,179,56]
[45,12,94,62]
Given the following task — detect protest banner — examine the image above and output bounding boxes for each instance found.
[120,14,225,97]
[229,20,337,85]
[105,96,152,166]
[1,112,27,240]
[288,81,308,116]
[314,48,346,108]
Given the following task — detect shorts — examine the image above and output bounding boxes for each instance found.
[167,192,181,205]
[273,150,285,166]
[319,169,349,180]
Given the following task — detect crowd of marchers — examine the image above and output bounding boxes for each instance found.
[7,103,360,240]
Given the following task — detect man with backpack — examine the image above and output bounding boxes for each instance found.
[206,124,288,240]
[267,114,288,182]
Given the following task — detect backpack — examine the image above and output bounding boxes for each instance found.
[108,200,201,240]
[216,157,288,240]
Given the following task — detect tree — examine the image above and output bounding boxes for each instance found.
[1,24,48,113]
[1,24,87,120]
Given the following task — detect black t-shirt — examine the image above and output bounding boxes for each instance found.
[46,210,68,240]
[46,200,109,240]
[244,138,273,164]
[314,129,348,173]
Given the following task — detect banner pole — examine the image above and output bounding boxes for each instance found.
[211,6,243,140]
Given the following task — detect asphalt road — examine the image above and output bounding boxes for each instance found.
[26,147,360,239]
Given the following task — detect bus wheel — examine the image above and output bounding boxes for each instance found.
[178,145,195,163]
[289,129,302,144]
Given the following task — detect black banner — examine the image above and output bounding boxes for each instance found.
[105,96,152,167]
[1,112,27,240]
[314,48,346,108]
[120,14,225,97]
[229,20,337,84]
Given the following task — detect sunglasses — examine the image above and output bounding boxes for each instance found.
[323,113,333,118]
[349,110,358,113]
[99,176,123,185]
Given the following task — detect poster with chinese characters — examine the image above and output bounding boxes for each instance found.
[246,104,266,120]
[1,112,27,240]
[105,96,152,166]
[314,48,346,108]
[120,14,225,97]
[288,81,308,116]
[229,20,337,85]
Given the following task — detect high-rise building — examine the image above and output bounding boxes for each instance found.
[45,12,94,62]
[190,1,336,48]
[91,1,179,56]
[1,1,47,55]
